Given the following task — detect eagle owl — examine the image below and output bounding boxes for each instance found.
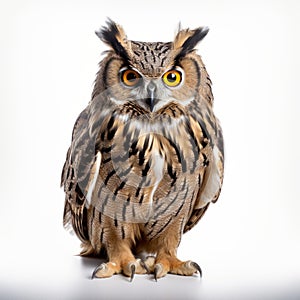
[61,19,224,280]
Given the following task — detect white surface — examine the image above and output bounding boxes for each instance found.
[1,0,300,299]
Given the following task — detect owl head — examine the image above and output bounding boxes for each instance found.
[93,19,209,113]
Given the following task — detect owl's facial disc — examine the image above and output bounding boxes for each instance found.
[118,66,185,112]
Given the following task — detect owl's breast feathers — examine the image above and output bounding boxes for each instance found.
[62,98,224,240]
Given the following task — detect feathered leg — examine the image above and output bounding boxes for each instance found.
[91,216,147,280]
[144,218,202,280]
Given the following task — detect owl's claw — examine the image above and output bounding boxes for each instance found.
[153,263,164,281]
[130,264,135,282]
[153,265,158,282]
[91,262,120,278]
[191,261,202,278]
[140,259,150,274]
[141,255,155,274]
[91,264,104,279]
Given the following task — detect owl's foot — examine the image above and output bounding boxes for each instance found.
[91,258,147,280]
[136,255,202,279]
[152,257,202,280]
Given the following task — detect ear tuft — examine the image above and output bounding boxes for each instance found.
[174,26,209,60]
[95,18,129,60]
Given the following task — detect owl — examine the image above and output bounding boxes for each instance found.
[61,19,224,281]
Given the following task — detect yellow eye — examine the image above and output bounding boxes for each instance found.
[121,69,141,87]
[162,69,182,87]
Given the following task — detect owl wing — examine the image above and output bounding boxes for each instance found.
[184,115,224,233]
[61,106,98,242]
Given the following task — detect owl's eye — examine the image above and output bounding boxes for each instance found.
[120,69,141,87]
[162,69,182,87]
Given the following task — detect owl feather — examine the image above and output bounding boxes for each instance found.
[95,18,129,60]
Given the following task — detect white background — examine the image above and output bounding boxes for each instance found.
[0,0,300,299]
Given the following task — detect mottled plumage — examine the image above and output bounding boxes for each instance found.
[61,19,224,280]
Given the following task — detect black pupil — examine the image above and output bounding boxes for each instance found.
[167,72,177,82]
[127,71,137,82]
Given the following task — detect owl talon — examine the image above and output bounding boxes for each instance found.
[142,256,156,273]
[191,261,202,278]
[153,263,164,281]
[140,260,150,274]
[91,264,104,279]
[130,264,135,282]
[153,266,158,282]
[91,261,121,278]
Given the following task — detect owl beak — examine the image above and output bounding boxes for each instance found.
[146,82,156,112]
